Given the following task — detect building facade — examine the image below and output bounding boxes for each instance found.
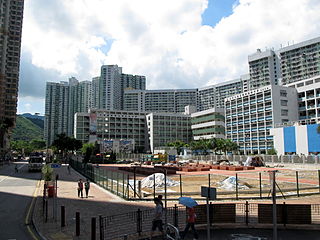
[0,0,24,152]
[123,89,198,113]
[191,108,225,140]
[271,123,320,155]
[225,85,298,154]
[44,82,70,146]
[146,112,192,152]
[248,49,280,89]
[79,109,149,152]
[286,75,320,123]
[197,78,246,111]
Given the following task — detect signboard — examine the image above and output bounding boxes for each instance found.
[51,163,61,168]
[201,186,217,200]
[168,155,176,161]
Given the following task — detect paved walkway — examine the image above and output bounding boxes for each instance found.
[32,164,320,240]
[33,165,155,240]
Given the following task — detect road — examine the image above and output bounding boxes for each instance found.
[0,161,41,240]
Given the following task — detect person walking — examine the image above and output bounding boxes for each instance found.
[181,206,198,240]
[77,179,83,198]
[150,197,164,239]
[85,179,90,198]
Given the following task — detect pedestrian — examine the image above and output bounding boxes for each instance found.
[78,179,83,198]
[181,206,198,240]
[157,194,164,207]
[85,179,90,198]
[67,164,71,174]
[150,197,164,239]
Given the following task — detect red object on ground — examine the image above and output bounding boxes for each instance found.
[48,185,55,198]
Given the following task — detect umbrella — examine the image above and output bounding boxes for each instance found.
[178,197,198,208]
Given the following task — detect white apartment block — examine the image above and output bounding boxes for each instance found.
[225,85,298,154]
[68,78,92,136]
[146,112,192,153]
[191,108,225,140]
[99,65,122,110]
[44,82,70,146]
[123,89,198,113]
[248,36,320,88]
[197,77,247,111]
[80,109,149,152]
[248,49,280,89]
[286,75,320,124]
[91,76,100,109]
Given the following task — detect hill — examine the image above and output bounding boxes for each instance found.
[12,115,44,141]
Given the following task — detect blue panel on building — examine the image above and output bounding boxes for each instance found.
[307,124,320,153]
[283,126,296,153]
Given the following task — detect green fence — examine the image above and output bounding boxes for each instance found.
[70,159,130,199]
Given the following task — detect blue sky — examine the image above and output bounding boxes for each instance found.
[17,0,320,115]
[202,0,238,27]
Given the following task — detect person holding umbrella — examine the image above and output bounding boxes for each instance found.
[179,197,199,240]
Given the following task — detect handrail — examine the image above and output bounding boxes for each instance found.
[165,223,181,240]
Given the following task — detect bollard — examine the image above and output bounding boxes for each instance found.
[296,171,300,197]
[245,201,249,226]
[76,212,80,236]
[179,174,183,197]
[45,199,48,223]
[174,204,178,227]
[61,206,65,227]
[91,217,96,240]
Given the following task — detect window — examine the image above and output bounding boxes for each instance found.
[281,109,288,116]
[280,90,287,97]
[281,100,288,106]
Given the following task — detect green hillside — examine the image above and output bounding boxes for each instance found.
[12,115,43,141]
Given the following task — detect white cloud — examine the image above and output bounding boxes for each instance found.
[20,0,320,114]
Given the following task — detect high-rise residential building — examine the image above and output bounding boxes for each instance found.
[68,78,92,136]
[225,85,298,154]
[146,112,192,152]
[0,0,24,152]
[279,37,320,85]
[248,36,320,88]
[98,65,146,111]
[248,49,280,89]
[44,82,70,146]
[123,89,198,113]
[98,65,122,110]
[286,75,320,123]
[197,78,245,111]
[120,73,146,109]
[91,76,100,109]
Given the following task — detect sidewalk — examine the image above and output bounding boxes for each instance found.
[33,165,155,240]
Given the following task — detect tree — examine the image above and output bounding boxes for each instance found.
[166,140,187,154]
[81,143,95,163]
[0,118,14,152]
[51,133,82,155]
[189,139,213,155]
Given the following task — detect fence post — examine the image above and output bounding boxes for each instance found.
[61,206,65,227]
[296,171,300,197]
[91,217,96,240]
[76,212,80,236]
[127,175,130,199]
[133,167,136,198]
[137,209,142,235]
[259,172,262,199]
[99,215,104,240]
[245,201,249,226]
[117,172,119,195]
[283,202,287,227]
[122,173,125,197]
[236,173,239,200]
[318,170,320,193]
[174,204,178,227]
[180,174,183,198]
[153,173,156,199]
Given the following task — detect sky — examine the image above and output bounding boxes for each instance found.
[17,0,320,115]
